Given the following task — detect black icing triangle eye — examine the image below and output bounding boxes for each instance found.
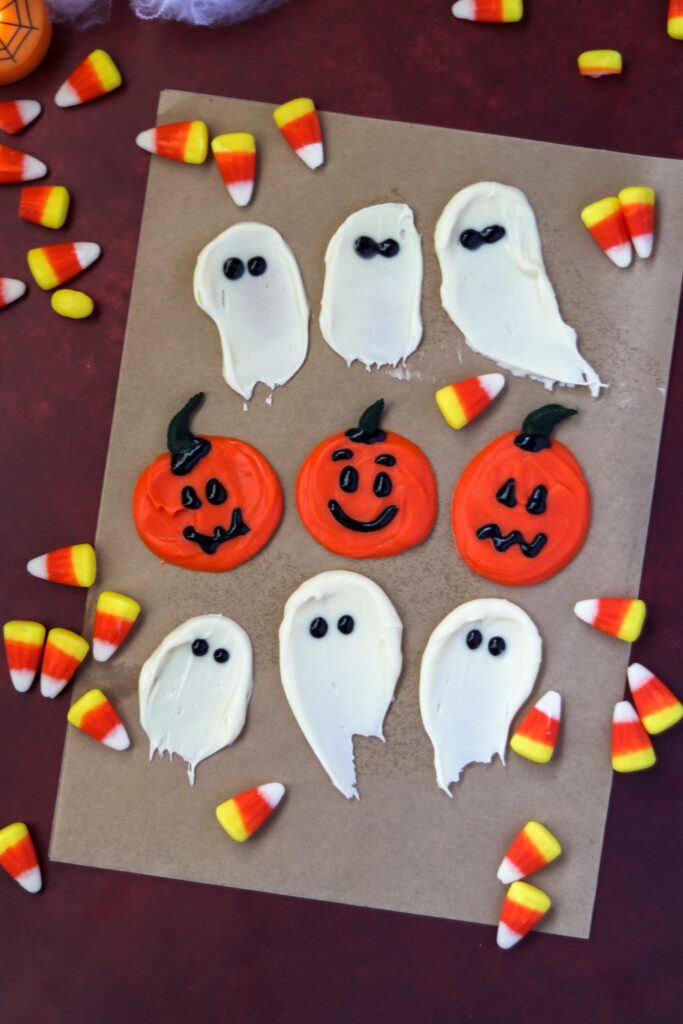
[354,235,377,259]
[223,257,245,280]
[206,478,227,505]
[377,238,399,257]
[496,478,517,508]
[182,486,202,509]
[247,256,267,276]
[526,485,548,515]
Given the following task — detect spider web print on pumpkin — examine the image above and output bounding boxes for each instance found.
[0,0,40,66]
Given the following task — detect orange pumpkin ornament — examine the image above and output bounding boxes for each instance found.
[452,404,590,586]
[296,399,438,558]
[132,393,282,572]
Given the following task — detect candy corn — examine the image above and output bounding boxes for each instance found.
[27,542,96,587]
[668,0,683,39]
[135,121,208,164]
[211,133,256,207]
[51,289,94,319]
[497,822,562,884]
[273,98,324,170]
[451,0,523,22]
[3,620,46,692]
[0,277,26,309]
[0,823,41,893]
[92,591,140,662]
[54,50,122,108]
[27,243,100,290]
[577,50,622,77]
[67,688,130,750]
[580,198,632,268]
[216,783,285,842]
[618,186,655,259]
[0,143,46,184]
[497,881,550,949]
[19,185,70,229]
[574,597,646,642]
[0,99,41,135]
[612,701,656,772]
[40,628,89,698]
[510,690,561,764]
[435,372,505,429]
[627,663,682,734]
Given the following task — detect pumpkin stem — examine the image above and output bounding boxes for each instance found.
[515,404,577,452]
[345,399,388,445]
[167,393,212,475]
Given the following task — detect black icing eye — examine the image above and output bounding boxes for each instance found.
[205,478,227,505]
[213,648,230,663]
[248,256,267,276]
[192,638,209,656]
[481,224,505,244]
[373,471,392,498]
[354,235,377,259]
[459,229,481,251]
[377,238,399,257]
[466,629,482,650]
[310,617,328,639]
[181,486,201,509]
[374,453,396,466]
[488,636,506,656]
[332,449,353,461]
[459,226,506,250]
[340,466,358,493]
[223,257,245,280]
[337,615,354,635]
[496,478,517,508]
[526,485,548,515]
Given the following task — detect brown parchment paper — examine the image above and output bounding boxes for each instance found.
[50,91,683,939]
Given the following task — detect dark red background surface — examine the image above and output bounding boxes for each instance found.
[1,2,681,1021]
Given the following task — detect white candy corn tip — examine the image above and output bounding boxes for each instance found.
[40,674,66,699]
[227,180,254,207]
[26,553,49,580]
[73,242,101,269]
[102,722,131,751]
[627,662,653,694]
[573,598,598,626]
[480,372,506,400]
[632,234,653,260]
[258,782,286,809]
[135,128,156,155]
[92,638,117,663]
[23,154,48,181]
[451,0,476,19]
[496,920,522,950]
[54,82,80,109]
[297,141,324,170]
[9,667,35,693]
[16,100,42,128]
[606,241,632,268]
[496,856,523,885]
[17,864,42,894]
[1,278,27,306]
[613,700,639,725]
[535,690,561,719]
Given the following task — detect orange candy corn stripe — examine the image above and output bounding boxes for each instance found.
[273,98,324,169]
[435,372,505,429]
[497,821,562,884]
[668,0,683,39]
[40,627,89,699]
[574,597,646,642]
[19,185,70,229]
[93,591,141,662]
[577,50,622,77]
[580,197,632,268]
[135,121,208,164]
[0,823,41,893]
[54,50,122,108]
[0,143,46,183]
[3,620,46,693]
[27,543,96,587]
[27,243,100,290]
[497,881,550,949]
[216,783,285,841]
[618,186,655,259]
[510,690,561,763]
[67,688,130,750]
[0,277,26,309]
[0,99,41,135]
[612,701,656,772]
[211,133,256,207]
[451,0,523,22]
[627,663,682,734]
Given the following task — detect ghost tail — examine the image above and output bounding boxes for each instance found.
[46,0,289,26]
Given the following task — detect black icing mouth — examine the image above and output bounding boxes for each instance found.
[183,507,250,554]
[328,499,399,533]
[476,523,547,559]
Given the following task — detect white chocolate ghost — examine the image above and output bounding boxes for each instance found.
[420,598,542,794]
[139,614,252,785]
[319,203,423,368]
[194,222,309,399]
[279,570,403,799]
[434,182,604,397]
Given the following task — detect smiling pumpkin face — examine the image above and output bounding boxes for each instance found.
[133,393,282,571]
[296,399,438,558]
[452,404,590,586]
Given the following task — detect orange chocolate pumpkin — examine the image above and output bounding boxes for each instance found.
[132,393,282,571]
[296,399,438,558]
[452,404,590,586]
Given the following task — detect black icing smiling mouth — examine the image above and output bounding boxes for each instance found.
[183,508,250,554]
[328,499,399,533]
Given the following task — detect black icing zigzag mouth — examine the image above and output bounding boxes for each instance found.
[183,508,250,554]
[476,523,547,559]
[328,499,399,533]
